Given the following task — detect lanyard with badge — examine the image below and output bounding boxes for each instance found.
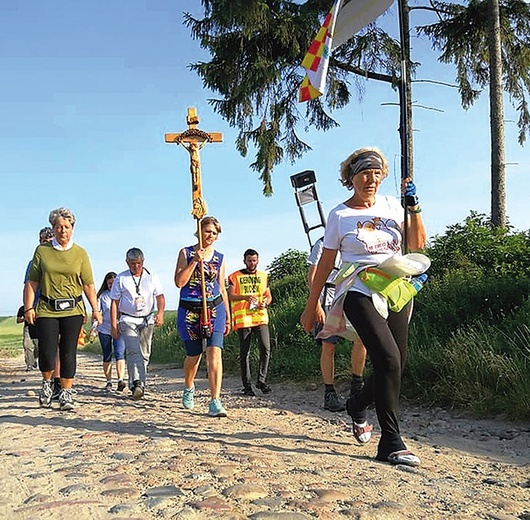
[131,269,147,311]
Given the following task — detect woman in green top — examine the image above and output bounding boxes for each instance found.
[23,207,102,411]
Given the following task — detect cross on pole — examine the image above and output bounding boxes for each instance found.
[165,107,223,220]
[165,108,223,342]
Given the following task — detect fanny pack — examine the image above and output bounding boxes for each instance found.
[40,294,82,311]
[179,294,223,311]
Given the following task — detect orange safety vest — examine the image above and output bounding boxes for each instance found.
[228,269,269,330]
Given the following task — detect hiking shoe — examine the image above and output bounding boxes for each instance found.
[132,381,144,401]
[105,381,113,393]
[256,381,272,394]
[350,375,365,398]
[51,378,61,401]
[116,380,126,392]
[59,388,74,411]
[182,386,195,409]
[208,398,227,417]
[39,379,53,408]
[324,391,346,412]
[243,385,256,396]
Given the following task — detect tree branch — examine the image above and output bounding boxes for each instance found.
[330,57,395,84]
[413,78,460,88]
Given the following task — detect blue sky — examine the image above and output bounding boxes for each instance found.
[0,0,528,316]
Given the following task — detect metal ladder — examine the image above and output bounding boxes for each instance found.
[290,170,326,249]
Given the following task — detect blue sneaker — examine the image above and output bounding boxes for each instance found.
[208,398,227,417]
[182,386,195,410]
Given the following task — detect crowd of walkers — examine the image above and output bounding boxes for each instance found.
[19,146,427,467]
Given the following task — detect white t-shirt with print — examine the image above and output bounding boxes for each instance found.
[323,195,404,296]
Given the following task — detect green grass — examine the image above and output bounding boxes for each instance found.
[0,316,24,357]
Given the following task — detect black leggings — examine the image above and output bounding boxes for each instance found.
[36,315,84,379]
[343,291,412,460]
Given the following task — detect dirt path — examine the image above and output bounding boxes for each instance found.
[0,352,529,519]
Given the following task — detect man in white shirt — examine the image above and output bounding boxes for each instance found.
[110,248,165,400]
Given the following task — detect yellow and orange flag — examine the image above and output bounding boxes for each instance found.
[299,0,343,102]
[299,0,394,103]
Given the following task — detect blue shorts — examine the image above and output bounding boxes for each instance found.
[98,332,126,362]
[314,322,339,346]
[184,332,224,357]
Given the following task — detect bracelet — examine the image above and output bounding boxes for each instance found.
[24,308,34,314]
[92,309,101,313]
[408,207,422,214]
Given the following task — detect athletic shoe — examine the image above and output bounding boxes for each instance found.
[116,380,126,392]
[39,379,53,408]
[208,398,227,417]
[105,381,113,393]
[182,386,195,409]
[132,381,144,401]
[324,391,346,412]
[256,381,272,394]
[59,388,74,411]
[242,385,256,396]
[51,378,61,401]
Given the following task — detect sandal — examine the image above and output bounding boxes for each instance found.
[387,450,421,467]
[353,421,373,444]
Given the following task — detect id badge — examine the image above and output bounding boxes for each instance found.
[135,296,146,311]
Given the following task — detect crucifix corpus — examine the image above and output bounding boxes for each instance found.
[165,108,223,342]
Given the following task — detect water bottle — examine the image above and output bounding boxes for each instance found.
[410,273,428,292]
[89,320,98,342]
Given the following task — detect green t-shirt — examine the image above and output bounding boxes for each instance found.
[28,242,94,318]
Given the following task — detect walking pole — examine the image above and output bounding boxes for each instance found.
[165,108,223,348]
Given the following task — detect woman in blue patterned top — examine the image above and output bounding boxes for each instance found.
[174,216,231,417]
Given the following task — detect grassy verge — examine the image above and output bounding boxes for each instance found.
[0,317,23,357]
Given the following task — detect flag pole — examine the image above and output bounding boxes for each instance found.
[397,0,411,252]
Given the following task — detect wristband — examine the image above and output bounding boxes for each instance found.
[405,194,419,207]
[92,309,101,313]
[408,207,422,214]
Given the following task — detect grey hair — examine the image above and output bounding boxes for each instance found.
[39,227,54,243]
[126,247,144,261]
[49,207,76,227]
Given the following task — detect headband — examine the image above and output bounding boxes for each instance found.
[349,151,384,176]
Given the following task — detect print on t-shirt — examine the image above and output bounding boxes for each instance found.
[354,217,401,255]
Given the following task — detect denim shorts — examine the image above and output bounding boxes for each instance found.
[184,332,224,357]
[98,332,126,362]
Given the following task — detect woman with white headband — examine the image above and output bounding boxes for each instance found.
[301,147,427,467]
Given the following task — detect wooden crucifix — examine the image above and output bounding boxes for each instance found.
[165,108,223,342]
[165,107,223,220]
